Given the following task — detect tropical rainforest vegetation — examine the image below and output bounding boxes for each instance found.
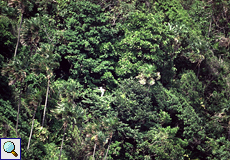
[0,0,230,159]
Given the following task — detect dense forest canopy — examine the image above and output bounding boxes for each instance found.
[0,0,230,159]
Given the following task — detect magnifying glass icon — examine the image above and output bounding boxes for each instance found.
[3,141,18,157]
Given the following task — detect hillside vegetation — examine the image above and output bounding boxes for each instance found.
[0,0,230,159]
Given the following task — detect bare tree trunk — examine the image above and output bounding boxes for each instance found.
[59,121,67,160]
[3,123,9,138]
[197,64,200,79]
[27,105,38,150]
[104,134,113,160]
[16,90,21,137]
[42,78,50,127]
[146,84,150,97]
[14,12,23,57]
[93,143,97,160]
[228,121,230,141]
[208,17,212,38]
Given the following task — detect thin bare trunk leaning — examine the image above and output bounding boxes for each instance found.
[228,121,230,141]
[59,121,67,160]
[14,12,23,57]
[27,105,38,150]
[42,78,50,127]
[93,143,97,160]
[197,64,200,79]
[104,134,113,160]
[16,90,21,137]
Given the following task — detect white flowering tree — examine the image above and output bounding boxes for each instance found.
[135,64,161,96]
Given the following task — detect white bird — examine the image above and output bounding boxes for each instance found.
[98,87,106,97]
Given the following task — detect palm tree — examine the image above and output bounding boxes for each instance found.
[92,143,97,160]
[20,16,41,55]
[27,105,37,150]
[36,44,59,128]
[59,120,68,160]
[27,43,59,128]
[103,117,117,160]
[51,79,85,160]
[83,117,117,159]
[1,58,27,137]
[27,88,42,150]
[8,0,25,57]
[51,99,77,160]
[104,133,113,160]
[41,75,50,127]
[15,89,21,137]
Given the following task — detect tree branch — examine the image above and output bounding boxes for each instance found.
[14,12,23,57]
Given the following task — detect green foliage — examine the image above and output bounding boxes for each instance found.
[108,79,167,159]
[0,0,18,19]
[154,0,191,23]
[56,0,118,87]
[115,11,175,83]
[113,78,156,130]
[1,0,230,159]
[107,141,122,159]
[152,83,207,158]
[43,143,68,160]
[143,126,188,160]
[0,99,17,137]
[0,15,16,60]
[206,137,230,160]
[178,70,205,114]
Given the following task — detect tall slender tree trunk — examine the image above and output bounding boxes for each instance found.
[104,134,113,160]
[228,121,230,141]
[16,90,22,137]
[42,78,50,127]
[92,143,97,160]
[14,12,23,57]
[197,64,200,79]
[59,121,67,160]
[208,18,212,38]
[27,105,38,150]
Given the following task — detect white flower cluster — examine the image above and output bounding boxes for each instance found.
[156,72,161,80]
[136,72,161,85]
